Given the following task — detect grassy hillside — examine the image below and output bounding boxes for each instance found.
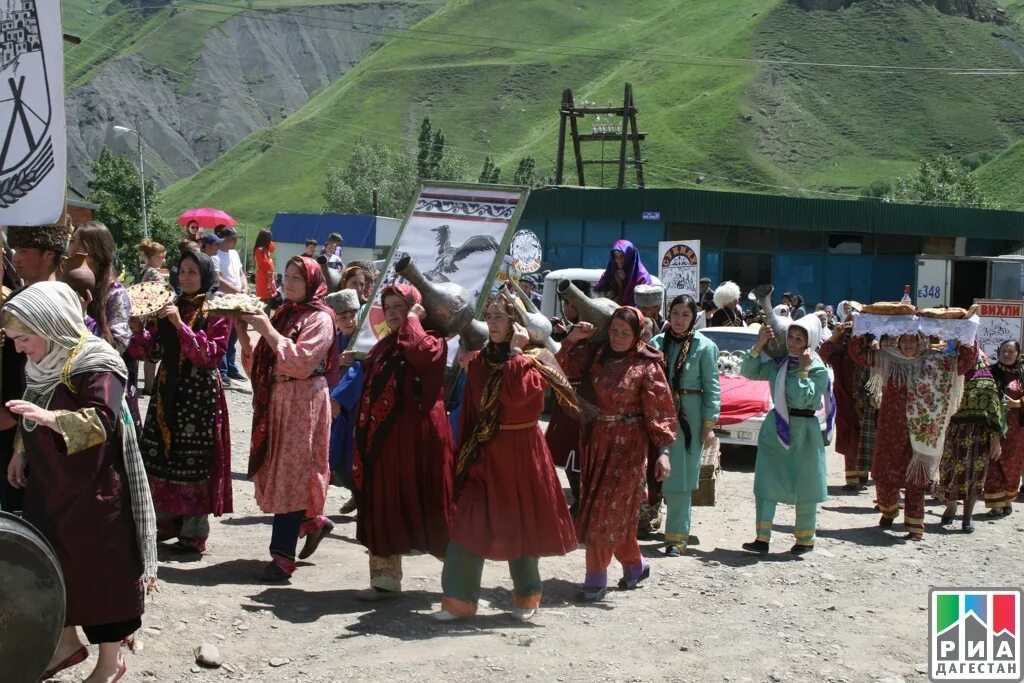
[974,140,1024,207]
[61,0,1024,227]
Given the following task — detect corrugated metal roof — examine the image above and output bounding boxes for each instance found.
[521,187,1024,240]
[270,213,376,248]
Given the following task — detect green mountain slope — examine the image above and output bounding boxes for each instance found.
[974,140,1024,207]
[62,0,1024,227]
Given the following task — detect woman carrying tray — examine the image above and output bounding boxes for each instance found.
[985,340,1024,518]
[128,251,233,554]
[849,325,975,540]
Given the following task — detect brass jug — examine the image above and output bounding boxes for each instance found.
[557,279,618,341]
[394,254,473,338]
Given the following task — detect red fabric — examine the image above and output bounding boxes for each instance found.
[254,245,277,301]
[21,372,144,627]
[986,383,1024,501]
[556,339,677,547]
[585,537,642,573]
[544,342,591,469]
[450,353,577,560]
[820,333,859,460]
[249,256,336,478]
[354,316,454,557]
[718,375,770,426]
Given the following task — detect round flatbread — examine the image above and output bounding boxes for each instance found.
[208,293,264,317]
[126,281,174,318]
[918,307,968,319]
[862,301,917,316]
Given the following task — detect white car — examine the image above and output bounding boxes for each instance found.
[540,267,664,318]
[699,326,829,450]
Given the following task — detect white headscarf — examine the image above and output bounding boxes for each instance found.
[4,282,127,421]
[836,300,850,324]
[772,314,835,449]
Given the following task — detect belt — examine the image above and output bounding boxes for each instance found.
[675,389,703,395]
[499,420,538,431]
[272,373,325,383]
[788,409,816,418]
[596,412,643,423]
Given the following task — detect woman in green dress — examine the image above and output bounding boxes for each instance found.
[740,314,834,556]
[651,294,721,556]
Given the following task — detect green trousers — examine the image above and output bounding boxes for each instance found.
[664,491,692,547]
[755,496,817,546]
[440,541,542,616]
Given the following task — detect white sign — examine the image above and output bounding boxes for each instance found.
[658,240,701,300]
[351,183,527,362]
[974,299,1024,361]
[0,0,66,225]
[916,257,951,308]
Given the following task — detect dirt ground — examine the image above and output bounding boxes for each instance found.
[50,380,1024,683]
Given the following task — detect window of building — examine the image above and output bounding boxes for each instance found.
[665,223,726,249]
[828,233,870,254]
[724,227,773,251]
[777,230,825,251]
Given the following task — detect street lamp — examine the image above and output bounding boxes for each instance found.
[113,125,148,240]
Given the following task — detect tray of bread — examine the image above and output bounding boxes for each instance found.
[862,301,917,316]
[126,281,175,318]
[917,307,969,320]
[207,293,264,318]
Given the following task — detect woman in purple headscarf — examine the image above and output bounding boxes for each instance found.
[595,240,652,306]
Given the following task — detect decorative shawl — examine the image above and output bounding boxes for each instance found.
[3,281,157,582]
[772,314,836,450]
[866,334,965,483]
[144,252,220,481]
[992,358,1024,427]
[248,256,337,477]
[594,240,652,306]
[951,353,1006,435]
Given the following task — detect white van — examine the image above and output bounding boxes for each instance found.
[540,268,664,318]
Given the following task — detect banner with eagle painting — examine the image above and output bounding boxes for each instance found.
[0,0,66,225]
[350,182,529,361]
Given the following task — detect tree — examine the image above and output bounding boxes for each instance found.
[416,117,433,179]
[513,156,542,187]
[478,156,501,184]
[413,116,466,182]
[884,155,993,208]
[87,148,179,274]
[323,138,418,217]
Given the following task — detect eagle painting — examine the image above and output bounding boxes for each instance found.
[423,225,501,282]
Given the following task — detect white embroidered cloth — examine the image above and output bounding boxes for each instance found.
[853,313,979,344]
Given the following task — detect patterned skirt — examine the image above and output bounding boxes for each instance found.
[937,421,993,503]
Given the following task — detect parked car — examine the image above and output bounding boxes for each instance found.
[699,326,828,450]
[540,268,664,318]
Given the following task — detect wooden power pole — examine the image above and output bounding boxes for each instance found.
[554,83,646,189]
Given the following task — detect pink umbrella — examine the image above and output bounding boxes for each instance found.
[177,207,237,229]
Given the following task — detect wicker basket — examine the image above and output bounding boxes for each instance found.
[691,435,721,507]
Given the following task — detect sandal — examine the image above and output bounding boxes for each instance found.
[39,645,88,680]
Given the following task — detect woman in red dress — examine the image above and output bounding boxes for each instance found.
[353,283,454,600]
[434,295,579,621]
[558,307,677,603]
[986,340,1024,517]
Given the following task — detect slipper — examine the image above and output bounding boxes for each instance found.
[39,645,88,681]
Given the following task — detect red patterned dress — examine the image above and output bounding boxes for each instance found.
[557,337,676,588]
[986,375,1024,512]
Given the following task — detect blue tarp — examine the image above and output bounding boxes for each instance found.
[270,213,376,249]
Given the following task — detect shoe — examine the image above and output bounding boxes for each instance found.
[1004,505,1014,517]
[574,586,607,603]
[340,497,359,515]
[356,587,401,602]
[298,519,334,560]
[166,540,202,555]
[227,370,247,381]
[220,376,232,388]
[617,564,651,590]
[741,540,769,555]
[687,535,700,547]
[906,532,924,542]
[962,521,976,534]
[259,561,292,582]
[789,544,814,556]
[940,513,956,526]
[842,483,860,492]
[430,609,460,622]
[663,544,682,558]
[878,516,894,529]
[39,645,88,680]
[511,607,537,622]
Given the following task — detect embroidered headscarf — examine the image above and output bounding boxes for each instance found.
[991,340,1024,427]
[248,256,337,477]
[2,281,157,582]
[663,295,699,448]
[594,240,652,306]
[866,332,965,483]
[772,314,836,450]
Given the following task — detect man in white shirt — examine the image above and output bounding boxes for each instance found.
[215,227,248,384]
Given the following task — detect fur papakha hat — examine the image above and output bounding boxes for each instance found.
[633,283,664,309]
[6,222,71,255]
[324,288,361,316]
[713,281,741,310]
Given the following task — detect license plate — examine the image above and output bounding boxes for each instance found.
[736,431,755,441]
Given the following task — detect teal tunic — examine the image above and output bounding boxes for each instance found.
[651,332,721,494]
[739,352,829,505]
